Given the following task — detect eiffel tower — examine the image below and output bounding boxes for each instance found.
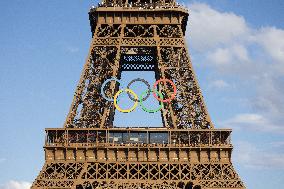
[32,0,246,188]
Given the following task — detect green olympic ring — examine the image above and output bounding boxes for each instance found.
[139,89,164,113]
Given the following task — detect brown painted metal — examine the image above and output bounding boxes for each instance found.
[32,0,246,188]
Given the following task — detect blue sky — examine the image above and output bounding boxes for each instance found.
[0,0,284,189]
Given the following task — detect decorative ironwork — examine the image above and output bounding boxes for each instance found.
[34,162,243,188]
[157,25,182,38]
[32,1,246,189]
[124,25,155,38]
[97,24,122,37]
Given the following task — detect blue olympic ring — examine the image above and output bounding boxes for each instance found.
[101,77,121,102]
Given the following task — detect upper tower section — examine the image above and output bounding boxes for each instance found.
[89,0,189,37]
[62,0,213,130]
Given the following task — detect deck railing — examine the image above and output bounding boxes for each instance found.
[45,128,232,147]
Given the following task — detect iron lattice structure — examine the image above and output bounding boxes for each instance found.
[32,0,246,188]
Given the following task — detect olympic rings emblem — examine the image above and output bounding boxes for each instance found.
[101,77,177,113]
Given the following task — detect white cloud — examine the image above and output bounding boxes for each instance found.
[226,113,265,124]
[188,3,249,51]
[252,27,284,63]
[207,47,232,65]
[0,158,6,163]
[221,113,284,133]
[231,44,250,62]
[187,2,284,71]
[270,141,284,148]
[253,76,284,113]
[0,181,31,189]
[187,2,284,135]
[233,141,284,170]
[209,79,230,89]
[207,44,249,66]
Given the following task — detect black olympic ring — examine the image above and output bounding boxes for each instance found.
[126,78,151,102]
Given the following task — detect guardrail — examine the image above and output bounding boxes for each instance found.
[90,2,188,11]
[44,128,232,147]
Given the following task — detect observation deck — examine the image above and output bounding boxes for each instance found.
[44,128,233,164]
[89,0,189,36]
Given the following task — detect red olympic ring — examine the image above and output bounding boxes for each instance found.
[153,79,177,103]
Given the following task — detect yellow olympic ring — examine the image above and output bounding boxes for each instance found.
[114,89,138,113]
